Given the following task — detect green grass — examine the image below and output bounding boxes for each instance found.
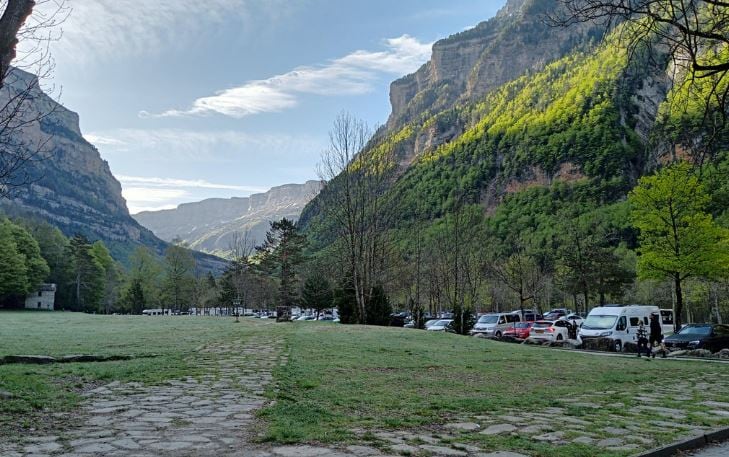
[2,311,729,457]
[0,310,272,436]
[260,322,729,455]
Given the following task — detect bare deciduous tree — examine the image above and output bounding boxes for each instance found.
[486,247,547,316]
[317,111,396,323]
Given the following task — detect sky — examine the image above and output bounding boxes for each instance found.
[32,0,507,213]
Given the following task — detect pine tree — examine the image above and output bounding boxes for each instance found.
[256,218,307,317]
[301,274,333,318]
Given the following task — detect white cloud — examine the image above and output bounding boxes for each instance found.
[153,34,433,118]
[119,176,268,214]
[118,176,266,193]
[86,128,323,162]
[122,186,189,214]
[27,0,294,64]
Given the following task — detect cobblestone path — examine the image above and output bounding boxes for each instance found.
[1,336,283,456]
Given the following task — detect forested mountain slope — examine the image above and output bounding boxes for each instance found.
[300,0,679,248]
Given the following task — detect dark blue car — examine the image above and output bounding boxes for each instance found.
[664,324,729,352]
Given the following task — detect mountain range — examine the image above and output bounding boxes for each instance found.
[133,181,322,258]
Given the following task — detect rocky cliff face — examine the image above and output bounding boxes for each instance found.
[386,0,601,134]
[134,181,322,257]
[0,69,225,270]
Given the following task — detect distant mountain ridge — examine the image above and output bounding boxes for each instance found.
[133,181,322,257]
[0,68,226,272]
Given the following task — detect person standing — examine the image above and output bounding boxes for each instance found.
[649,313,663,359]
[636,321,650,358]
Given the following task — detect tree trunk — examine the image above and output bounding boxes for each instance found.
[674,273,683,333]
[0,0,35,86]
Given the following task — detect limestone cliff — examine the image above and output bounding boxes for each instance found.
[134,181,322,257]
[0,68,225,271]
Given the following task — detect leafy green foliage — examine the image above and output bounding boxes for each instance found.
[629,162,729,329]
[630,163,729,282]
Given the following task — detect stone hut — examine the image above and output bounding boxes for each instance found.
[25,283,56,311]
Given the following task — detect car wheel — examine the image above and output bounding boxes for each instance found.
[556,334,563,341]
[495,331,502,339]
[614,340,622,353]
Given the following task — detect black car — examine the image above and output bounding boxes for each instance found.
[664,324,729,352]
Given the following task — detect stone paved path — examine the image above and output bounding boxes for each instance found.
[2,337,729,457]
[1,336,283,457]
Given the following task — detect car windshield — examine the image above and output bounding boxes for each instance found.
[678,326,712,336]
[582,315,618,330]
[434,320,451,326]
[515,322,532,328]
[478,315,499,324]
[533,321,553,328]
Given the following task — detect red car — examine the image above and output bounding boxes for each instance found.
[503,321,534,339]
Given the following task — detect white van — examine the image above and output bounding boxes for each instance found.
[579,305,661,352]
[470,312,521,338]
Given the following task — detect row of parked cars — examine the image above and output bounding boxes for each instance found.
[416,305,729,353]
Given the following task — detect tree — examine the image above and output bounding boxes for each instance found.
[91,241,122,314]
[487,246,548,316]
[317,112,396,324]
[7,218,48,290]
[22,220,72,306]
[128,246,162,311]
[301,274,333,319]
[0,0,36,86]
[163,244,195,313]
[629,162,729,331]
[333,281,358,324]
[0,219,28,300]
[256,218,307,316]
[123,278,145,315]
[366,285,392,326]
[68,234,104,312]
[555,206,635,309]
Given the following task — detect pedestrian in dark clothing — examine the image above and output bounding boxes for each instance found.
[649,313,662,359]
[636,322,650,358]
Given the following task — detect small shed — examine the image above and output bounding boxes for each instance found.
[25,283,56,311]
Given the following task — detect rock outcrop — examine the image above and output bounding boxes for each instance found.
[386,0,601,136]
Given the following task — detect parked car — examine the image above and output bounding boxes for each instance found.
[424,319,440,329]
[470,312,521,338]
[529,320,570,342]
[543,308,570,320]
[390,312,410,327]
[664,324,729,352]
[296,315,316,321]
[503,321,534,339]
[426,319,455,332]
[579,305,662,352]
[561,313,584,327]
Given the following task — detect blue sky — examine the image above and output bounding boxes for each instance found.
[43,0,506,213]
